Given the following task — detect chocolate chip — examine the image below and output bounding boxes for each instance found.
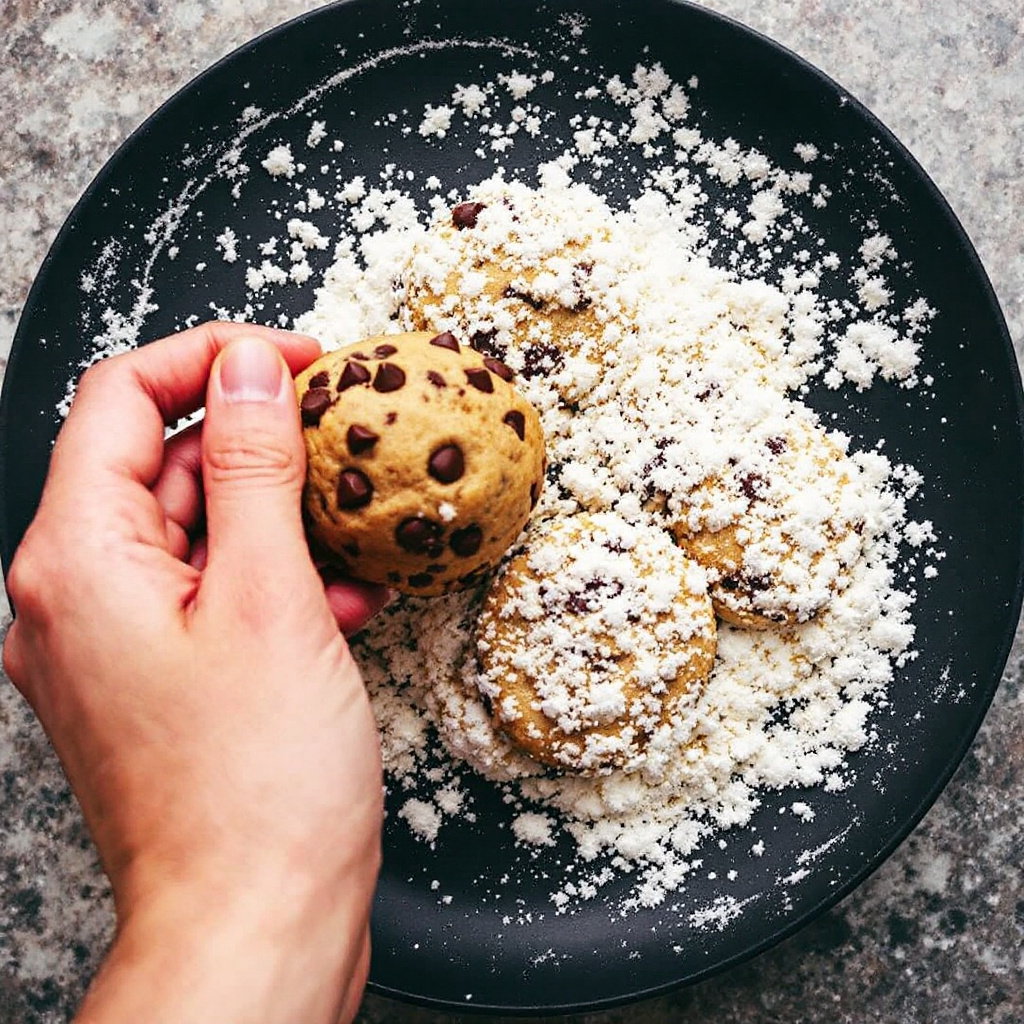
[309,370,330,388]
[465,368,494,393]
[567,578,623,616]
[430,331,460,352]
[300,388,332,426]
[452,201,486,229]
[747,573,772,593]
[346,424,379,455]
[503,409,526,440]
[428,444,465,483]
[337,469,373,509]
[385,412,397,425]
[502,284,546,311]
[373,343,398,358]
[395,516,443,554]
[350,351,369,361]
[338,361,371,391]
[427,563,447,573]
[407,573,435,588]
[450,525,483,557]
[483,357,514,381]
[740,472,767,501]
[373,363,406,392]
[570,263,594,313]
[427,370,447,388]
[470,329,503,357]
[387,571,402,584]
[521,341,563,379]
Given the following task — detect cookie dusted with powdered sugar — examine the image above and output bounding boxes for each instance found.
[401,181,615,402]
[295,331,546,595]
[475,511,717,774]
[670,414,865,628]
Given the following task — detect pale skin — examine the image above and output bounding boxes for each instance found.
[2,322,389,1024]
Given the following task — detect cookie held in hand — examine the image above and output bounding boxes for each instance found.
[296,331,547,595]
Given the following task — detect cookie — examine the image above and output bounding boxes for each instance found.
[474,511,717,774]
[296,331,546,595]
[670,416,865,628]
[401,186,610,401]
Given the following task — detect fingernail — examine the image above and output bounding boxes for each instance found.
[217,338,285,403]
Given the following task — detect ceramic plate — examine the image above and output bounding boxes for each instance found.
[2,0,1022,1013]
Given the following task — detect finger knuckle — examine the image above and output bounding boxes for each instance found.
[205,436,304,490]
[5,535,52,623]
[1,628,21,683]
[76,356,121,397]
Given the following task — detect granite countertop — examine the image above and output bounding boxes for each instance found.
[1,2,1023,1022]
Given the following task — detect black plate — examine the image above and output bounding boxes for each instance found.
[3,0,1022,1015]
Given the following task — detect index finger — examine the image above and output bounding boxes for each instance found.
[52,321,321,489]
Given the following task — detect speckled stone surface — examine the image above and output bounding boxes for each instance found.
[1,2,1023,1022]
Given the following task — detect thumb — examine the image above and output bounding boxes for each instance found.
[202,336,312,587]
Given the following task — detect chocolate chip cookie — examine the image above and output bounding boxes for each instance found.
[296,331,546,595]
[474,511,717,774]
[670,416,865,628]
[401,187,611,401]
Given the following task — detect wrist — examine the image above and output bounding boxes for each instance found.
[76,856,377,1024]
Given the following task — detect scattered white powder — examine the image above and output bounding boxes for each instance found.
[245,259,288,291]
[398,798,442,843]
[419,103,454,138]
[261,142,296,178]
[286,218,330,252]
[306,119,327,148]
[791,801,816,822]
[794,142,819,163]
[453,82,488,117]
[860,233,894,266]
[297,154,923,913]
[512,812,557,846]
[66,40,944,928]
[502,71,537,99]
[689,894,754,931]
[289,262,313,286]
[214,226,238,263]
[904,520,936,547]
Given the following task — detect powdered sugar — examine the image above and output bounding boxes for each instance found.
[287,67,928,912]
[63,32,948,933]
[261,142,297,178]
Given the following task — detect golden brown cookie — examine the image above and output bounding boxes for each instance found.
[670,416,864,628]
[401,188,611,400]
[296,331,546,595]
[474,511,717,774]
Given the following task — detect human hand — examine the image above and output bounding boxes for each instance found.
[3,322,386,1024]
